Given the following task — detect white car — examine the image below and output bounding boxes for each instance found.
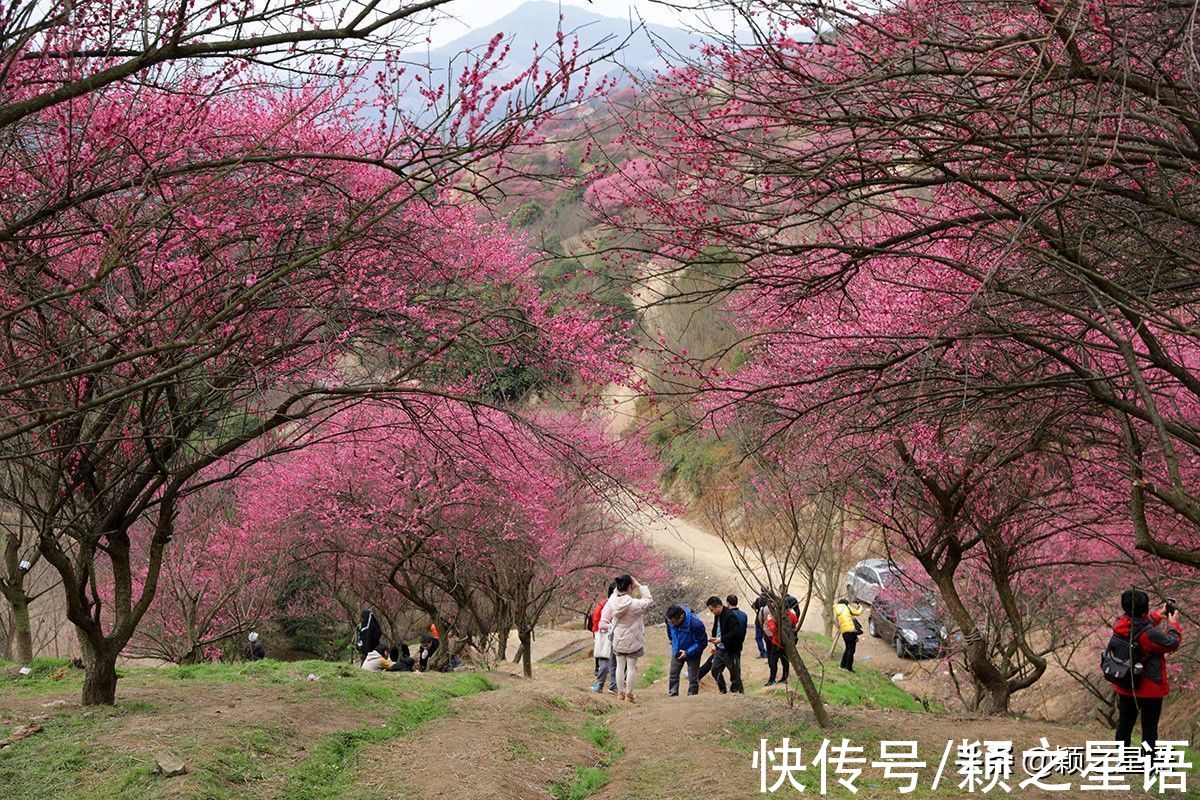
[844,558,903,604]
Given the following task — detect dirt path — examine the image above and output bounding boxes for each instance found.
[356,511,1150,799]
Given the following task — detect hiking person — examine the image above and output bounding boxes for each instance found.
[1109,589,1183,750]
[589,581,618,694]
[764,603,798,686]
[242,631,265,662]
[705,595,746,694]
[355,608,382,666]
[665,605,707,696]
[727,594,748,692]
[833,598,864,672]
[599,574,653,703]
[751,591,770,659]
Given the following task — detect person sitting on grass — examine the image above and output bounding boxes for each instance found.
[361,646,392,672]
[417,634,439,672]
[387,644,415,672]
[242,631,265,662]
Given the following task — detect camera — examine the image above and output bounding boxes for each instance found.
[1164,598,1179,615]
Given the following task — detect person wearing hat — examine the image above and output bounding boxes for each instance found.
[243,631,266,662]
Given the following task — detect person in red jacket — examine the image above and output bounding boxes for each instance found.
[1112,589,1182,750]
[764,605,799,686]
[589,581,617,693]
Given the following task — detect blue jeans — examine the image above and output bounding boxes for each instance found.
[594,654,616,689]
[754,621,767,657]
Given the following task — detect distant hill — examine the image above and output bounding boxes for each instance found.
[414,1,701,78]
[379,1,703,113]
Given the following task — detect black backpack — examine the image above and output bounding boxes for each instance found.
[355,610,381,655]
[1100,619,1150,690]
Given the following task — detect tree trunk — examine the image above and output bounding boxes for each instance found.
[496,623,510,661]
[981,676,1011,715]
[10,595,33,664]
[81,640,120,706]
[775,599,831,728]
[518,627,533,678]
[928,569,1011,715]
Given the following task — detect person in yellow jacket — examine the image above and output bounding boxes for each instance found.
[833,598,865,672]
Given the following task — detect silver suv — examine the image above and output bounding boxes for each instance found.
[844,558,903,604]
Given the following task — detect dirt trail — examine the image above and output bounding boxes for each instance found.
[359,511,1142,799]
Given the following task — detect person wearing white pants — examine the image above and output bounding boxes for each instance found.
[615,651,641,698]
[599,574,653,703]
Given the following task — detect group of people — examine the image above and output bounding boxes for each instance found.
[587,580,838,700]
[356,608,441,673]
[665,594,748,696]
[586,574,655,701]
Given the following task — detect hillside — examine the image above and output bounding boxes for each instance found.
[412,2,702,83]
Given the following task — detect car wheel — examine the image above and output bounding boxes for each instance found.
[895,636,908,659]
[868,617,878,638]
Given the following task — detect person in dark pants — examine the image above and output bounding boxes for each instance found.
[1111,589,1182,751]
[387,644,415,672]
[833,598,864,672]
[726,594,748,693]
[764,605,797,686]
[705,596,746,694]
[751,592,770,658]
[665,605,707,696]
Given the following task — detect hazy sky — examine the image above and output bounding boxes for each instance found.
[423,0,714,46]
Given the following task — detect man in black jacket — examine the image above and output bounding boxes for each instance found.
[706,596,746,694]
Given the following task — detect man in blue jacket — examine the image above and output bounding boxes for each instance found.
[666,605,708,696]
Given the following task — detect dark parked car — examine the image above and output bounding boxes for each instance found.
[868,596,947,659]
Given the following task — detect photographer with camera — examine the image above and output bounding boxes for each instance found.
[1107,589,1183,751]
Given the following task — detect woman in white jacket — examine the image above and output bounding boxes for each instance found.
[599,574,653,703]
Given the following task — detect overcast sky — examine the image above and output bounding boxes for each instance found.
[421,0,717,46]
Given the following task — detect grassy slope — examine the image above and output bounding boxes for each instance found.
[0,658,492,800]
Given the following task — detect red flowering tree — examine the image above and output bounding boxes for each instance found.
[237,402,664,677]
[595,0,1200,569]
[121,481,290,665]
[581,0,1200,716]
[0,2,621,701]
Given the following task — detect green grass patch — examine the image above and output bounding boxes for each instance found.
[786,632,939,713]
[638,655,665,689]
[506,736,535,760]
[528,703,574,734]
[1,665,492,800]
[165,659,358,685]
[0,657,85,696]
[190,725,291,797]
[812,663,925,712]
[549,765,610,800]
[581,716,624,766]
[280,673,492,800]
[0,708,157,800]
